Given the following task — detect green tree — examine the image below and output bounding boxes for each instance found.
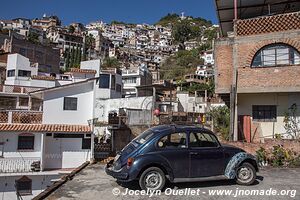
[102,57,120,69]
[172,21,193,50]
[208,106,230,140]
[160,49,204,80]
[27,32,40,44]
[156,13,179,26]
[68,25,75,33]
[82,34,95,61]
[64,49,70,70]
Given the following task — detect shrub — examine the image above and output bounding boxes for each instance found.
[256,147,268,166]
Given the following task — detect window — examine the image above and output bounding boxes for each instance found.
[189,132,219,148]
[18,70,31,77]
[15,176,32,195]
[19,97,29,107]
[116,84,122,92]
[36,51,44,59]
[99,74,110,88]
[7,70,15,77]
[82,138,91,149]
[134,129,154,144]
[157,132,187,149]
[252,44,300,67]
[123,77,137,84]
[19,48,26,56]
[111,75,116,90]
[252,105,277,122]
[63,97,77,111]
[18,135,34,150]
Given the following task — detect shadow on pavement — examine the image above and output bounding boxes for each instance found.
[117,176,264,190]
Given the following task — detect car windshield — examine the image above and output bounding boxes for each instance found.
[134,129,154,144]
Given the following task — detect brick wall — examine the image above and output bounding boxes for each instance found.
[215,28,300,94]
[11,37,60,74]
[214,38,233,93]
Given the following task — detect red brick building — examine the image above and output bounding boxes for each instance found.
[214,0,300,141]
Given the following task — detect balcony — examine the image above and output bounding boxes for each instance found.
[0,157,40,173]
[235,11,300,36]
[0,110,43,124]
[0,85,43,94]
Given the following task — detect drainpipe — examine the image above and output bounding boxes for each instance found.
[234,0,238,20]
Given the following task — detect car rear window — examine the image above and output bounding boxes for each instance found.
[134,129,154,144]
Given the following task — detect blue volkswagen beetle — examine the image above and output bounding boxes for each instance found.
[105,125,258,190]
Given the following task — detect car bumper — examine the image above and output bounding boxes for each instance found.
[105,160,129,181]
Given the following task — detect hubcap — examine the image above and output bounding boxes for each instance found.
[237,167,253,183]
[144,171,162,190]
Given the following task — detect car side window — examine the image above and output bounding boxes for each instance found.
[157,132,187,149]
[189,132,219,148]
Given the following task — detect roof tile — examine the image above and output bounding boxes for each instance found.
[0,124,91,133]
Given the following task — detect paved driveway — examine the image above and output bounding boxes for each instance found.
[47,163,299,200]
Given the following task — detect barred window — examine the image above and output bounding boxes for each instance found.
[15,176,32,196]
[63,97,77,111]
[252,105,277,122]
[252,44,300,67]
[18,135,34,150]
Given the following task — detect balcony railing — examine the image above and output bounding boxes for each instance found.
[0,110,43,124]
[0,157,40,173]
[0,85,43,94]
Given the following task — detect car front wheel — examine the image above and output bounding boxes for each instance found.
[139,167,166,191]
[235,162,256,185]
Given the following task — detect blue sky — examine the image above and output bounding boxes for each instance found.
[1,0,218,25]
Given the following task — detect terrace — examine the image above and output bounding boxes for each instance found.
[0,110,43,124]
[0,84,43,94]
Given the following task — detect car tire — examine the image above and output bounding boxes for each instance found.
[235,162,256,185]
[139,167,166,191]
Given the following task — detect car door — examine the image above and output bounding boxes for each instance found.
[155,131,189,178]
[188,131,225,178]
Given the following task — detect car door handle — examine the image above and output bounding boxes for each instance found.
[190,152,198,155]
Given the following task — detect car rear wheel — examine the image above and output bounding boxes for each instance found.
[139,167,165,191]
[235,162,256,185]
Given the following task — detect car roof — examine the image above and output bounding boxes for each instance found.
[150,124,213,135]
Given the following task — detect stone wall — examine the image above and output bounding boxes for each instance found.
[223,139,300,155]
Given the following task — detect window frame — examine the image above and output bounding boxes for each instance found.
[63,97,78,111]
[188,131,220,149]
[7,69,15,77]
[82,138,91,150]
[111,75,116,90]
[252,105,277,122]
[99,74,110,89]
[15,176,32,196]
[251,44,300,68]
[17,134,35,150]
[156,132,188,149]
[18,70,31,77]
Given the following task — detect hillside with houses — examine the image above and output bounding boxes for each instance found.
[0,13,223,199]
